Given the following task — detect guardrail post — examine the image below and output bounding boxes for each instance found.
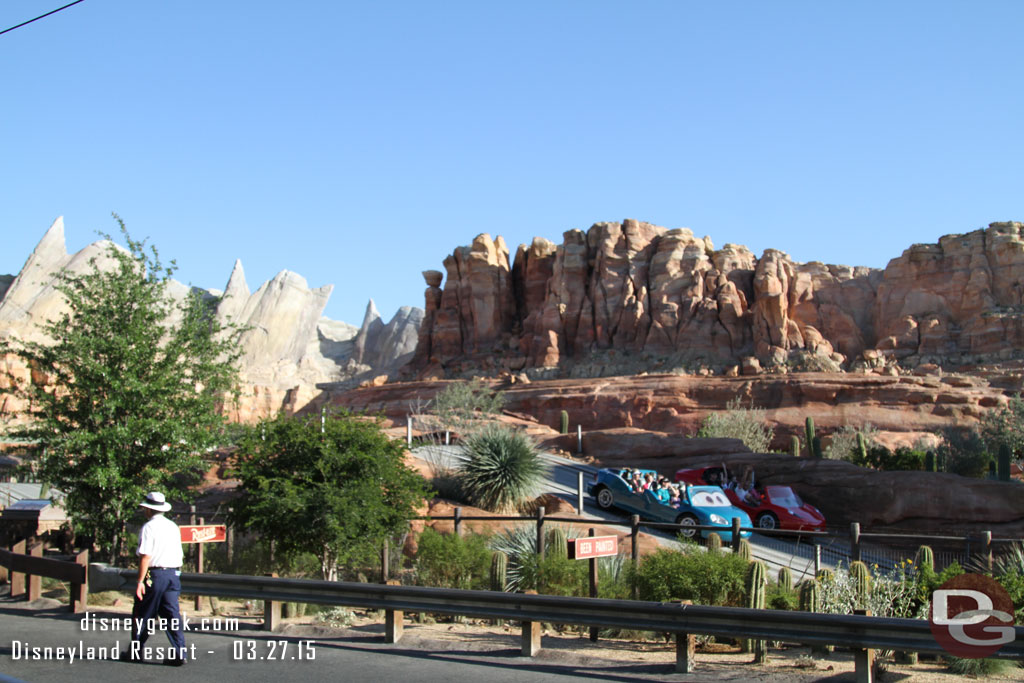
[675,600,695,674]
[10,539,26,597]
[577,425,582,454]
[982,530,993,573]
[27,542,43,601]
[454,507,462,537]
[631,515,640,599]
[536,506,546,556]
[406,416,412,447]
[577,471,584,514]
[71,549,89,613]
[731,518,742,553]
[521,590,541,656]
[263,572,281,632]
[384,579,403,643]
[445,430,450,445]
[853,609,874,683]
[850,522,861,563]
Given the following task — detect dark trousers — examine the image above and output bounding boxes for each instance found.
[131,568,186,659]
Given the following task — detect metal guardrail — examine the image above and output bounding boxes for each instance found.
[87,564,1024,680]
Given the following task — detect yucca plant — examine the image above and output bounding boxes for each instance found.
[459,423,547,513]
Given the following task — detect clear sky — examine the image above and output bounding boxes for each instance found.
[3,1,1023,326]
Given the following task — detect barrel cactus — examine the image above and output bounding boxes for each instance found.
[790,435,801,458]
[777,566,793,592]
[559,410,569,435]
[815,568,834,584]
[856,432,868,462]
[798,579,820,612]
[742,561,768,661]
[849,561,872,608]
[914,545,934,572]
[805,417,816,457]
[736,539,753,562]
[547,527,568,560]
[490,551,508,592]
[706,532,723,553]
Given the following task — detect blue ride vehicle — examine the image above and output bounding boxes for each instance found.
[587,467,752,541]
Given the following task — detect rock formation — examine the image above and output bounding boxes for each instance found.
[406,219,1024,378]
[0,218,423,422]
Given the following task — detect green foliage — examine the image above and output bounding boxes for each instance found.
[824,424,879,460]
[559,410,569,435]
[998,443,1012,482]
[945,656,1018,677]
[915,545,935,572]
[697,398,774,453]
[925,450,936,472]
[415,528,493,590]
[519,548,588,597]
[458,423,547,513]
[848,445,926,471]
[632,547,748,606]
[0,217,243,562]
[937,427,991,478]
[430,378,505,436]
[488,525,539,593]
[768,585,798,610]
[979,393,1024,460]
[547,526,568,560]
[819,562,917,618]
[231,411,430,580]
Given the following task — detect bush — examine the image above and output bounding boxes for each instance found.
[431,378,505,436]
[945,656,1018,677]
[518,550,589,597]
[458,424,547,513]
[848,445,926,471]
[415,528,493,590]
[936,428,991,478]
[979,393,1024,460]
[696,398,774,453]
[768,583,798,610]
[825,424,879,460]
[632,546,748,606]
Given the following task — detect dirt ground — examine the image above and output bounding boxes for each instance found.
[58,591,1023,682]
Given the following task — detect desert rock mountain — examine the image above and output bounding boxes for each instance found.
[0,218,423,421]
[406,219,1024,379]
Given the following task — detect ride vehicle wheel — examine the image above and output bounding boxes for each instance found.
[676,513,700,539]
[595,487,615,510]
[756,512,779,530]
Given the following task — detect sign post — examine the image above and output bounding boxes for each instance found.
[568,531,619,643]
[179,524,227,612]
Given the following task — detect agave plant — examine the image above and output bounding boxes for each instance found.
[458,423,547,513]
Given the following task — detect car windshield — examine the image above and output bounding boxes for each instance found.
[689,488,731,507]
[766,486,802,508]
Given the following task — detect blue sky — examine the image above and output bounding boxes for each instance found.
[3,1,1023,325]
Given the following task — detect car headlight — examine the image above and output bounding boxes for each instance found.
[709,514,727,525]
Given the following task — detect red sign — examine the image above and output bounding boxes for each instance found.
[179,525,226,544]
[568,535,618,560]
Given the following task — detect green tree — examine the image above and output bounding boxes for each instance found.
[230,411,430,580]
[1,217,242,562]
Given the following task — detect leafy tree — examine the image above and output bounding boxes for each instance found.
[0,217,242,562]
[980,393,1024,460]
[697,398,775,453]
[936,427,990,478]
[230,411,430,580]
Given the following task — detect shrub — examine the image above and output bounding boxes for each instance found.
[632,546,748,606]
[825,424,879,460]
[936,427,991,478]
[818,562,917,618]
[431,378,505,436]
[979,393,1024,460]
[945,656,1018,677]
[415,528,492,590]
[848,445,926,471]
[518,550,589,597]
[458,424,547,512]
[697,398,774,453]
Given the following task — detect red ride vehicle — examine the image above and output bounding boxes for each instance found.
[673,466,826,532]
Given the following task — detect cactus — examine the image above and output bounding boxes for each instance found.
[812,435,823,458]
[988,459,997,479]
[742,561,768,661]
[914,545,934,572]
[815,568,834,584]
[998,443,1012,482]
[798,579,820,612]
[805,417,815,457]
[856,432,868,462]
[706,532,722,553]
[790,435,801,458]
[547,527,568,560]
[849,561,872,608]
[559,410,569,435]
[491,551,508,592]
[925,450,935,472]
[736,539,753,562]
[777,566,793,592]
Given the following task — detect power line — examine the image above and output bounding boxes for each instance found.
[0,0,86,38]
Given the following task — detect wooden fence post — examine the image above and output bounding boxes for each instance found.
[814,543,822,575]
[850,522,861,563]
[982,530,993,574]
[194,517,205,612]
[10,539,25,598]
[453,507,462,537]
[535,506,545,556]
[263,572,280,631]
[521,590,541,656]
[71,549,89,613]
[631,515,640,599]
[384,579,403,643]
[27,542,43,602]
[853,609,874,683]
[731,517,742,553]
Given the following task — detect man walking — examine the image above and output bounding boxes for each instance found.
[122,491,187,665]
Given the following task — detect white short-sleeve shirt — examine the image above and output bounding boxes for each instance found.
[137,513,184,568]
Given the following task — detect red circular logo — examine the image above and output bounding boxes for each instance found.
[928,573,1016,658]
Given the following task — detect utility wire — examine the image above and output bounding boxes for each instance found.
[0,0,86,37]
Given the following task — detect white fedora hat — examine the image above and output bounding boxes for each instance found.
[140,491,172,512]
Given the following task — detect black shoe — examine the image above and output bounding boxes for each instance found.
[162,657,186,667]
[118,650,139,663]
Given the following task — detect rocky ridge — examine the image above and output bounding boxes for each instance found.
[406,219,1024,379]
[0,218,423,421]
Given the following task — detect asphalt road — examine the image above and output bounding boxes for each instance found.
[0,598,694,683]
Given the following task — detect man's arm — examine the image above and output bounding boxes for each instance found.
[136,554,152,600]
